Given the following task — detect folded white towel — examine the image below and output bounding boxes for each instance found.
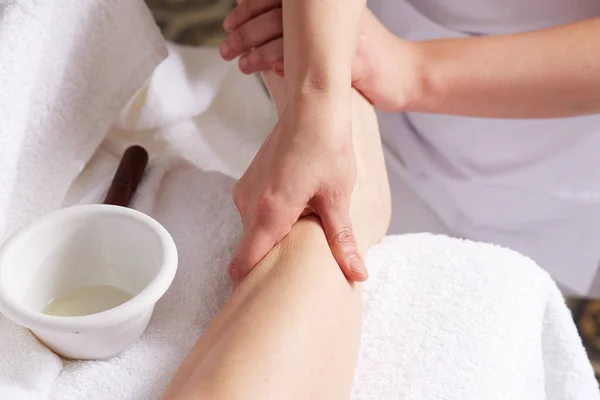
[112,44,277,179]
[356,235,599,399]
[0,0,167,244]
[0,1,165,398]
[55,159,600,400]
[0,1,597,399]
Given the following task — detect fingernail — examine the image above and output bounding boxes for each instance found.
[273,60,284,76]
[349,255,367,276]
[219,41,230,59]
[239,55,249,73]
[273,60,284,70]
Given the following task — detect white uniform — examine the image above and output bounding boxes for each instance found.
[369,0,600,295]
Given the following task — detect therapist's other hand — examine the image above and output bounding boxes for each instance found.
[228,96,367,287]
[220,2,421,112]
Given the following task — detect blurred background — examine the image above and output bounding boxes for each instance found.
[144,0,600,381]
[146,0,235,46]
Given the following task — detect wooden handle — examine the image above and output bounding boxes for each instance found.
[103,145,149,207]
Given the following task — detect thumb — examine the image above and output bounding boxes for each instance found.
[319,205,368,282]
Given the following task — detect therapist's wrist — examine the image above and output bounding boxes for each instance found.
[402,40,446,114]
[387,39,429,113]
[285,58,352,100]
[349,13,428,114]
[283,71,353,127]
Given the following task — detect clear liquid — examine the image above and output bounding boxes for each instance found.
[42,285,132,317]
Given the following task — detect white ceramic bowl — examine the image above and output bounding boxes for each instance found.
[0,204,178,360]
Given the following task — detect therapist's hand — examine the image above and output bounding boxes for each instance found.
[228,94,367,287]
[220,2,421,112]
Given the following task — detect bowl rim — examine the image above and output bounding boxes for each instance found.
[0,204,178,333]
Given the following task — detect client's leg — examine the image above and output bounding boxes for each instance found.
[161,72,390,400]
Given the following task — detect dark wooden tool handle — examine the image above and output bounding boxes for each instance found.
[103,145,149,207]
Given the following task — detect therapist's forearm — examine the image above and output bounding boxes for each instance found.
[283,0,365,98]
[407,17,600,118]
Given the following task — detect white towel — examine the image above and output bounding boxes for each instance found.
[0,0,167,244]
[0,1,597,399]
[0,1,165,398]
[356,235,599,399]
[56,163,600,400]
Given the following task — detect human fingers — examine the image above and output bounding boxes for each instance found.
[228,195,298,287]
[228,227,276,287]
[223,0,281,32]
[238,38,284,74]
[318,197,368,282]
[273,59,284,76]
[220,8,283,61]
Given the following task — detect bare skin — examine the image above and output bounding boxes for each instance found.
[224,0,367,287]
[224,3,600,118]
[161,70,390,399]
[222,5,419,113]
[413,18,600,118]
[222,0,600,294]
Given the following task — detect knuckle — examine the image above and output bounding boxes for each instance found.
[319,188,349,210]
[247,49,264,68]
[269,8,283,29]
[254,192,281,221]
[258,0,276,8]
[256,191,279,211]
[331,227,357,247]
[229,29,246,51]
[253,195,296,239]
[227,8,239,27]
[328,188,345,203]
[240,1,252,19]
[258,39,282,64]
[238,24,256,46]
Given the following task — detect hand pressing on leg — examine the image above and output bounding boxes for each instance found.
[223,0,398,289]
[228,94,365,287]
[162,82,391,400]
